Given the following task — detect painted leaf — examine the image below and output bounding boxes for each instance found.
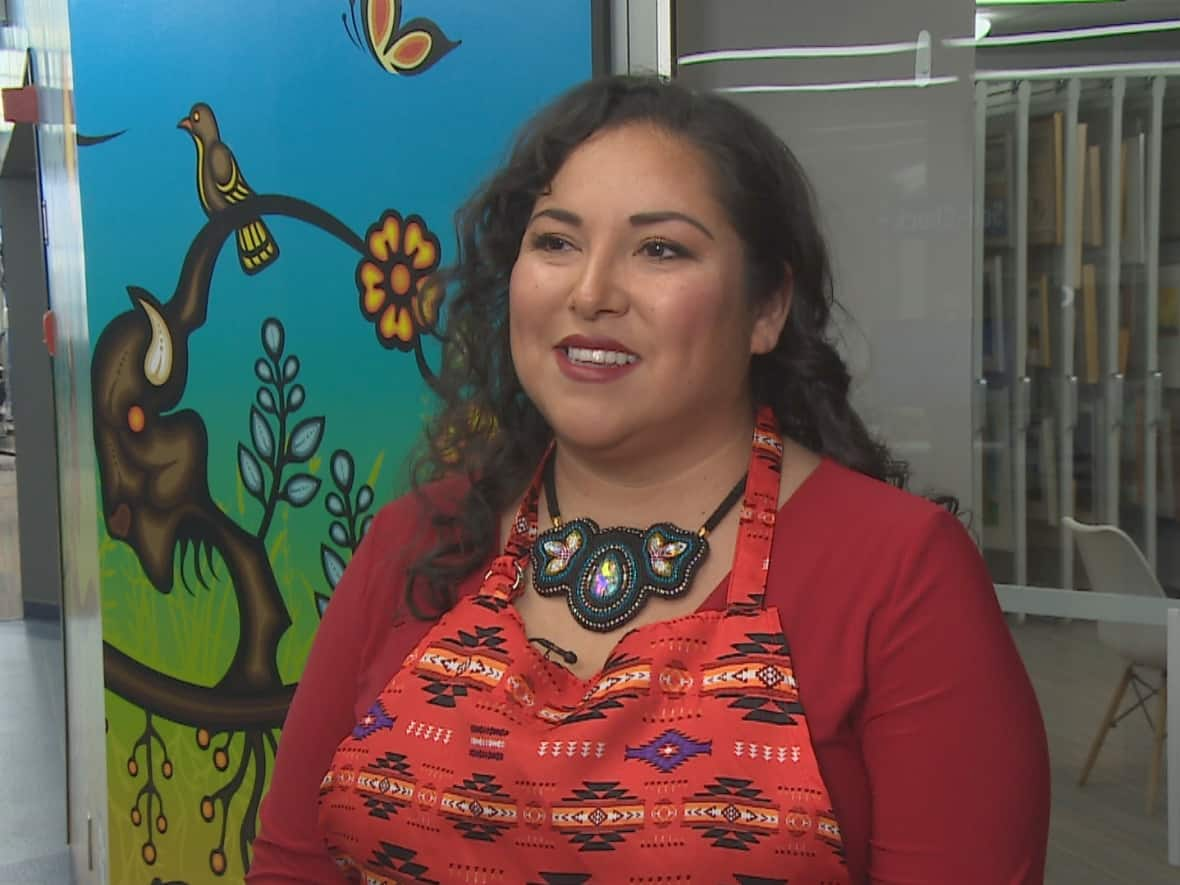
[262,318,285,360]
[254,358,274,383]
[237,443,264,499]
[257,387,277,414]
[315,591,332,617]
[250,406,275,461]
[361,515,374,539]
[326,492,347,517]
[283,355,300,382]
[331,450,355,493]
[321,544,346,589]
[357,485,374,513]
[288,384,305,411]
[282,474,321,507]
[329,521,349,546]
[288,416,325,463]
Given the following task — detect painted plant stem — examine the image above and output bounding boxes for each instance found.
[256,377,288,541]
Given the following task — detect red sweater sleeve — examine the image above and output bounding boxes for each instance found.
[862,508,1050,883]
[247,503,391,884]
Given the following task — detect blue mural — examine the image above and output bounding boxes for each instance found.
[67,0,593,879]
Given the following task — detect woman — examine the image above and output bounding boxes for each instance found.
[249,75,1049,883]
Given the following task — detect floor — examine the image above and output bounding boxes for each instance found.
[0,619,69,883]
[1013,616,1174,884]
[1,453,71,883]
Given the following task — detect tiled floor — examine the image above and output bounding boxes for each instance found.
[0,444,73,885]
[0,850,73,885]
[1013,617,1175,883]
[0,617,69,881]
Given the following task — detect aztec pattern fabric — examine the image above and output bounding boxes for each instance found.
[317,409,849,884]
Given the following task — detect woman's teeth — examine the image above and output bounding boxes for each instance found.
[565,347,637,366]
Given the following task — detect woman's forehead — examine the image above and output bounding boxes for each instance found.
[536,124,727,221]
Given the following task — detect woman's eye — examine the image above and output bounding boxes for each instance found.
[640,240,682,260]
[533,233,572,252]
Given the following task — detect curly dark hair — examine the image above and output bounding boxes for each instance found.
[404,74,914,618]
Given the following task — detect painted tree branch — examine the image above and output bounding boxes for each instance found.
[207,514,290,691]
[104,643,295,729]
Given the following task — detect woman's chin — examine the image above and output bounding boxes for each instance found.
[551,423,631,455]
[544,410,641,456]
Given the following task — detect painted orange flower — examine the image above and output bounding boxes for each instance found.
[356,210,444,351]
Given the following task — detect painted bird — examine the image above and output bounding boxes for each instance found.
[178,102,278,275]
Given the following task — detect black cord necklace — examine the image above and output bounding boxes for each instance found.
[527,636,579,666]
[530,456,746,633]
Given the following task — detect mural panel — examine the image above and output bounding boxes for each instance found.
[67,1,594,879]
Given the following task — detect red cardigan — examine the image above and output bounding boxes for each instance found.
[248,459,1049,883]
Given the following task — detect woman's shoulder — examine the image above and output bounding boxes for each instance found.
[368,474,473,537]
[798,457,957,538]
[771,458,993,647]
[777,457,978,594]
[329,473,475,635]
[358,474,474,594]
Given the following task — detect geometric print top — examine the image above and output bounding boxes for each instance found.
[317,409,850,884]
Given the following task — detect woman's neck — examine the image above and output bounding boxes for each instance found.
[547,408,755,530]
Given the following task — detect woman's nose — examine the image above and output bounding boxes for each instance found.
[568,249,628,319]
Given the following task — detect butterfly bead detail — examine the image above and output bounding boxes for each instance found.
[646,532,690,578]
[541,529,583,576]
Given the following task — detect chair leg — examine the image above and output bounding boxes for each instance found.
[1080,664,1134,786]
[1147,673,1167,815]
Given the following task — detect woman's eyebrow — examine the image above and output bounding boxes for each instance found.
[630,211,714,240]
[529,207,581,226]
[528,207,715,241]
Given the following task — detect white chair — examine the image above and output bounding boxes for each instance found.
[1064,517,1168,814]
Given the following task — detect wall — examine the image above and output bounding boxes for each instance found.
[6,0,108,881]
[0,131,64,617]
[677,0,978,507]
[60,1,595,882]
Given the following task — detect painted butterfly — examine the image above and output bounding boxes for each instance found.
[342,0,460,77]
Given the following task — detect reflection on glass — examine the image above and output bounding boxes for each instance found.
[974,36,1177,881]
[978,73,1180,594]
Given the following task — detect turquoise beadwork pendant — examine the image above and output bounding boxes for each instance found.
[531,519,708,632]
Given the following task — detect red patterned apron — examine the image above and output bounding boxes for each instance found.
[318,410,849,884]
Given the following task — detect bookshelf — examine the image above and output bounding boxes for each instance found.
[975,66,1180,589]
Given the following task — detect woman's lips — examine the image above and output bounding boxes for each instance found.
[554,341,640,383]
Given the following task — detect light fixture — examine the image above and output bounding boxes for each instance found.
[977,1,1122,5]
[679,39,920,66]
[949,17,1180,47]
[976,59,1180,80]
[719,76,959,94]
[975,14,993,41]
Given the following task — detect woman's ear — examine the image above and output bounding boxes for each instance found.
[749,265,793,355]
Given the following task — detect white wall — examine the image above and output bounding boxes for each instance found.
[677,0,977,506]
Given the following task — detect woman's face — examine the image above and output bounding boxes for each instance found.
[508,123,787,457]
